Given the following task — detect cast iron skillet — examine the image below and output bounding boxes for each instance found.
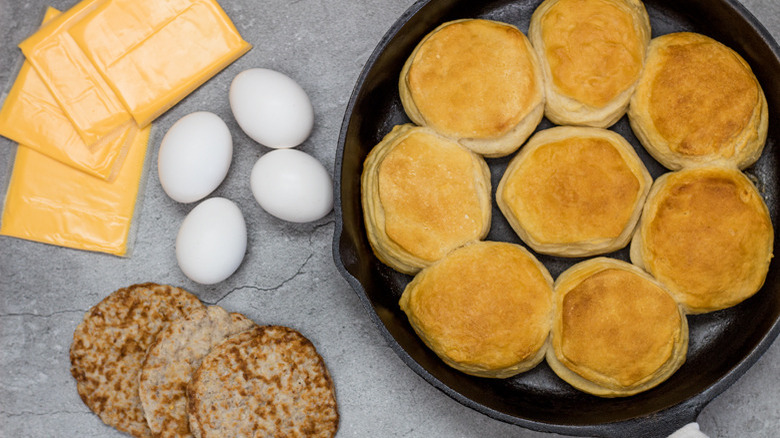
[333,0,780,436]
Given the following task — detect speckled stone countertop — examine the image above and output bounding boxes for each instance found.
[1,0,778,437]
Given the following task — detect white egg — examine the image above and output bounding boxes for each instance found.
[158,112,232,203]
[250,149,333,223]
[229,68,314,149]
[176,197,247,284]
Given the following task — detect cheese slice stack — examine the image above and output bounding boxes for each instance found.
[0,6,135,181]
[1,122,151,256]
[17,0,251,148]
[0,1,250,255]
[68,0,252,127]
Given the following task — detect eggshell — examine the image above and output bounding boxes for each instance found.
[158,112,232,203]
[229,68,314,149]
[250,149,333,223]
[176,197,247,284]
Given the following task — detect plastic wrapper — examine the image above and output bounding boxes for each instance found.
[18,0,135,147]
[0,7,134,181]
[68,0,251,127]
[1,0,249,255]
[0,125,151,256]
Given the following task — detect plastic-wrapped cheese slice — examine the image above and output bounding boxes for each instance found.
[0,125,151,256]
[18,0,135,147]
[0,7,135,181]
[69,0,252,126]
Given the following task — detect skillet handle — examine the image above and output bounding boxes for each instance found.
[593,400,704,438]
[667,423,709,438]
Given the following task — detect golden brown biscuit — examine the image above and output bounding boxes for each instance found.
[399,19,545,157]
[529,0,650,127]
[548,258,688,397]
[399,241,553,378]
[628,32,768,170]
[497,126,651,257]
[630,166,774,313]
[362,124,492,274]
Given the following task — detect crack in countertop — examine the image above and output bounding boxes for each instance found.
[204,252,315,305]
[0,409,91,417]
[0,309,86,319]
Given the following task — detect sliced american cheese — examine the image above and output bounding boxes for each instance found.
[69,0,252,126]
[0,125,151,256]
[0,7,135,181]
[18,0,134,147]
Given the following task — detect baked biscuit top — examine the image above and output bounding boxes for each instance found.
[503,136,640,243]
[558,267,681,387]
[629,32,767,169]
[648,34,758,157]
[497,126,650,257]
[400,241,553,377]
[539,0,646,108]
[405,19,539,139]
[377,128,488,262]
[632,166,773,313]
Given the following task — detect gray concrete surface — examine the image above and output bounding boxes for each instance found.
[1,0,778,437]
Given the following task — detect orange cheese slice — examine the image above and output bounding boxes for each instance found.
[69,0,252,126]
[18,0,135,147]
[0,7,135,181]
[0,124,151,256]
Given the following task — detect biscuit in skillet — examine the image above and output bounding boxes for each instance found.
[497,126,651,257]
[399,241,553,378]
[399,18,545,157]
[630,166,774,313]
[362,124,491,274]
[548,258,688,397]
[528,0,651,127]
[628,32,768,170]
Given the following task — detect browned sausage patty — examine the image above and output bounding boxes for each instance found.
[139,306,256,437]
[187,325,339,438]
[70,283,204,437]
